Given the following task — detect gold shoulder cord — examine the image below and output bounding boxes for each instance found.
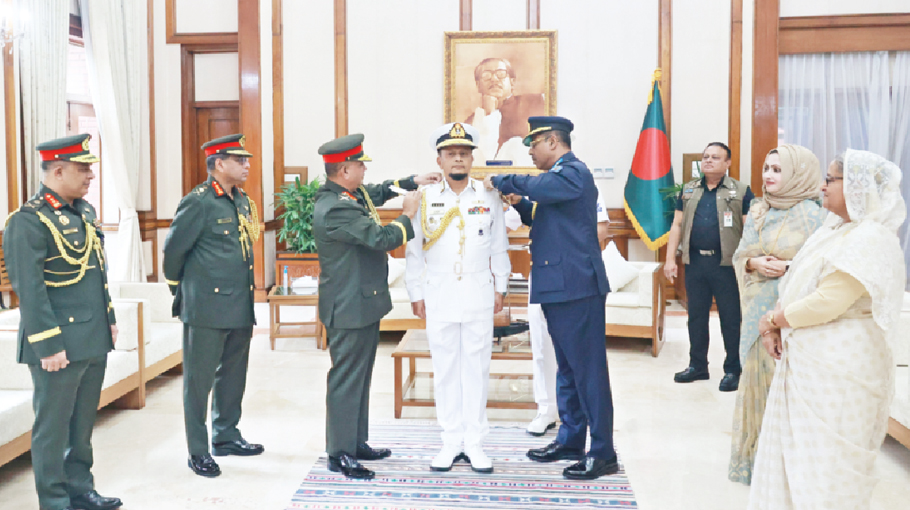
[35,212,104,287]
[359,185,382,224]
[420,190,464,252]
[238,196,261,261]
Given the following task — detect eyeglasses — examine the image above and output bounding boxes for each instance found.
[480,70,509,81]
[529,136,550,149]
[824,176,843,185]
[230,156,248,165]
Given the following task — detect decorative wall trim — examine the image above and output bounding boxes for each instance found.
[272,0,285,197]
[165,0,238,45]
[728,0,743,180]
[527,0,540,30]
[460,0,472,31]
[780,14,910,54]
[333,0,347,138]
[658,0,672,142]
[751,0,779,196]
[147,0,158,218]
[4,0,18,213]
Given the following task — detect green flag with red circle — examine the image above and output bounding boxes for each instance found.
[623,71,676,251]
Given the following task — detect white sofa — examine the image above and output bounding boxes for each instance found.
[107,282,183,384]
[0,300,144,467]
[887,292,910,449]
[604,262,666,357]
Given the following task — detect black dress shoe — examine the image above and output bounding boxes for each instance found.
[563,455,620,480]
[327,452,375,479]
[188,454,221,477]
[212,438,264,456]
[356,442,392,460]
[527,440,584,463]
[70,490,123,510]
[719,373,740,392]
[674,367,710,383]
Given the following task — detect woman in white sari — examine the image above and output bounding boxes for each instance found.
[748,150,906,510]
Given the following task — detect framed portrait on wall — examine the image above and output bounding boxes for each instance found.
[444,30,557,167]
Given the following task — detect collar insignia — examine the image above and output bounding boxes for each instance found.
[44,193,63,209]
[212,181,225,197]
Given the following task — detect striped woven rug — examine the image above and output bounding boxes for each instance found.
[287,420,637,509]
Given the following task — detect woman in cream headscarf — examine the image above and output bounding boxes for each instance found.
[749,150,906,509]
[728,144,827,484]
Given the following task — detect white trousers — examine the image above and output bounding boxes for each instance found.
[426,318,493,448]
[528,302,558,419]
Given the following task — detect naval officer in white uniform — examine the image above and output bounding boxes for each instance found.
[504,188,610,436]
[406,122,511,473]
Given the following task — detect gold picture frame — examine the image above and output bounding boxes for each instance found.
[444,30,557,127]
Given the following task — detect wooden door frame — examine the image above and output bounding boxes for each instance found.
[180,43,239,196]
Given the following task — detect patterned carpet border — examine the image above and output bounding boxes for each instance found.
[287,420,637,510]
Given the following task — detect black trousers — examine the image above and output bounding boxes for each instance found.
[325,322,380,457]
[684,253,742,375]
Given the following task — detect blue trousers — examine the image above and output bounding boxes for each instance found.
[541,293,616,460]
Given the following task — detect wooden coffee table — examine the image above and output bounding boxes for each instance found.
[391,327,535,419]
[267,286,325,350]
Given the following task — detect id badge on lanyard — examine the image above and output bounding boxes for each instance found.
[723,210,733,227]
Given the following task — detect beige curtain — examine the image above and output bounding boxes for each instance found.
[17,0,69,196]
[80,0,147,282]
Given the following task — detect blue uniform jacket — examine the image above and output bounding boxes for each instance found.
[493,151,610,304]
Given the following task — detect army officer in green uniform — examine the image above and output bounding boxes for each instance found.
[3,134,122,510]
[163,134,263,478]
[314,133,440,479]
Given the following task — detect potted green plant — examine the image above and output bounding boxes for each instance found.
[274,176,323,281]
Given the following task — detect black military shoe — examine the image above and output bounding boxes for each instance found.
[328,452,375,479]
[212,438,264,456]
[188,454,221,477]
[527,440,584,463]
[356,442,391,460]
[719,373,740,392]
[70,490,123,510]
[563,455,620,480]
[674,367,710,383]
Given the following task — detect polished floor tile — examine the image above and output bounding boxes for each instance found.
[0,310,907,509]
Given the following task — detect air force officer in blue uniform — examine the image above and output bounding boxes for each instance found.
[484,116,618,480]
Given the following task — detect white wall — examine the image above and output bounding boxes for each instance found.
[154,0,184,220]
[194,53,240,101]
[473,0,527,31]
[781,0,910,16]
[672,0,731,183]
[283,0,335,182]
[347,0,460,187]
[175,0,238,33]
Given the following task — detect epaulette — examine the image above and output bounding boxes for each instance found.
[3,208,18,229]
[192,184,209,196]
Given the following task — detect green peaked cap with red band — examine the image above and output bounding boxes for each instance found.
[202,133,254,157]
[318,133,372,163]
[36,133,99,163]
[622,69,676,251]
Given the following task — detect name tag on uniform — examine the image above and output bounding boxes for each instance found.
[723,210,733,227]
[431,203,445,208]
[217,217,233,224]
[62,228,79,235]
[682,190,695,198]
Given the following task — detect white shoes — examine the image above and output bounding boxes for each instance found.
[430,444,464,472]
[526,413,558,436]
[463,445,493,473]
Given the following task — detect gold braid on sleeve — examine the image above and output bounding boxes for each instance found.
[238,197,261,261]
[420,190,464,251]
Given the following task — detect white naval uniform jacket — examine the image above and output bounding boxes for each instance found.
[405,178,511,323]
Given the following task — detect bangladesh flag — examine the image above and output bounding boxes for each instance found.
[623,70,676,251]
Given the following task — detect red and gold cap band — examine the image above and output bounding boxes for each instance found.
[322,145,365,163]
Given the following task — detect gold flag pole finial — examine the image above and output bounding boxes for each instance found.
[649,68,663,104]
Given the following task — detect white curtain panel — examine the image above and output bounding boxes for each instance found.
[891,52,910,291]
[779,50,909,289]
[80,0,147,282]
[17,0,69,196]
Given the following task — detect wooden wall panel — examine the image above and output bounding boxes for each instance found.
[238,0,265,296]
[659,0,671,142]
[728,0,743,179]
[273,0,285,196]
[166,0,238,45]
[334,0,348,138]
[751,0,778,197]
[780,14,910,54]
[4,0,17,213]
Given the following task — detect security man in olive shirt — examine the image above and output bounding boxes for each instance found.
[4,134,122,510]
[664,142,754,392]
[313,133,441,479]
[163,134,263,478]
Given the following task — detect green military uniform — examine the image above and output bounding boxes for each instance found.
[314,134,416,458]
[3,134,117,510]
[162,134,259,457]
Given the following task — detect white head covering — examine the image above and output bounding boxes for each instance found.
[841,149,907,231]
